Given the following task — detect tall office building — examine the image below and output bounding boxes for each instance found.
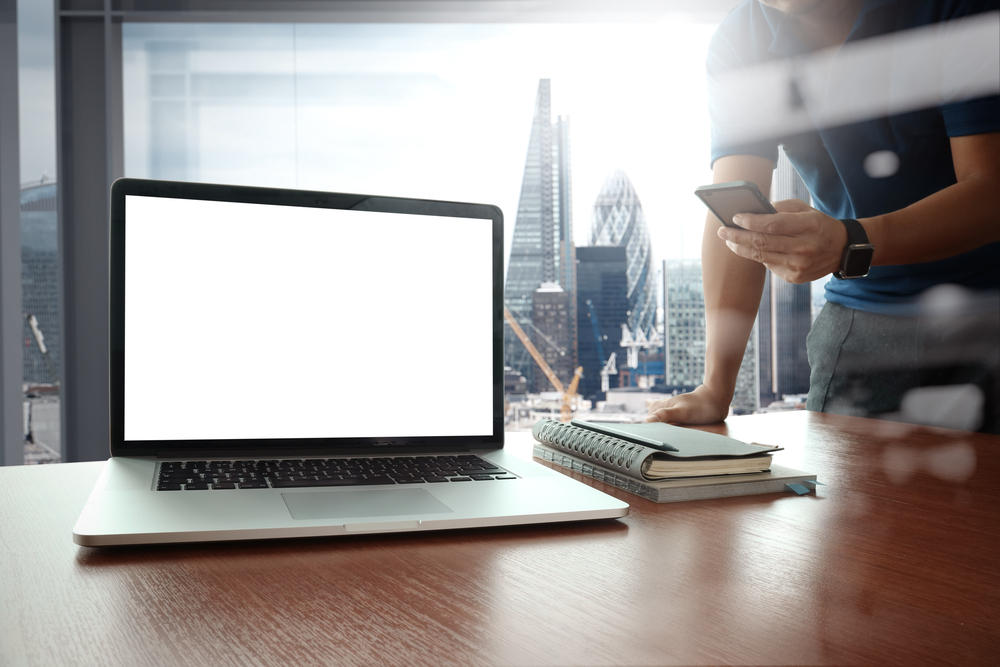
[576,247,629,401]
[530,283,575,394]
[504,79,576,389]
[662,259,705,390]
[756,148,813,407]
[660,258,758,413]
[20,181,61,385]
[589,170,656,336]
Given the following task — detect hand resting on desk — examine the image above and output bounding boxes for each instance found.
[645,385,730,425]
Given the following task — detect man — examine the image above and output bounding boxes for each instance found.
[646,0,1000,430]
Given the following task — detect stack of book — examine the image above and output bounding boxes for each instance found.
[532,419,817,503]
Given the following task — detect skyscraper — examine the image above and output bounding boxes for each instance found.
[576,247,629,401]
[531,283,575,394]
[662,259,705,390]
[589,170,656,337]
[504,79,576,389]
[756,148,813,407]
[659,258,757,413]
[20,181,61,385]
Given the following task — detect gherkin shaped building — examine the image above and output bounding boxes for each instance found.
[589,170,656,335]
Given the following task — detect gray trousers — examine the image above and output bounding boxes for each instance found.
[805,298,1000,433]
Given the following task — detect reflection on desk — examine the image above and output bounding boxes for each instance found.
[1,411,996,666]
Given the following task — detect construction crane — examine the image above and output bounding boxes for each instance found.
[620,323,663,370]
[26,314,59,386]
[620,323,643,369]
[601,352,618,393]
[504,306,582,422]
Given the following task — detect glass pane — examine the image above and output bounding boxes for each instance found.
[19,0,60,464]
[122,21,826,424]
[123,22,718,257]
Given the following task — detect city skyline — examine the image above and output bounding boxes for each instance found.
[16,18,829,426]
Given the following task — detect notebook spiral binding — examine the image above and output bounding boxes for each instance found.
[534,420,645,470]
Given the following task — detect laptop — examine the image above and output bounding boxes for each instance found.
[73,178,628,546]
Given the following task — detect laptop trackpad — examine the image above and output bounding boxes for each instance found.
[281,488,453,521]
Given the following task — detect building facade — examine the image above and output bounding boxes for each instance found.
[20,181,61,386]
[662,259,705,390]
[530,283,575,394]
[756,148,813,407]
[504,79,576,388]
[576,247,629,401]
[589,170,656,337]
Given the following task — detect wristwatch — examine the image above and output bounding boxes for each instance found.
[835,218,875,279]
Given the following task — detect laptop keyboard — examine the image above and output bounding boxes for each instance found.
[156,454,517,491]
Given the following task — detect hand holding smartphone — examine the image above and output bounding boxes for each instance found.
[694,181,776,229]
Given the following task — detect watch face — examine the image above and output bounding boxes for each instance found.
[843,245,875,278]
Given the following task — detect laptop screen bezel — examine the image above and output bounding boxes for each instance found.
[109,178,504,458]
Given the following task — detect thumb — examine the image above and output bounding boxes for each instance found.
[645,405,690,424]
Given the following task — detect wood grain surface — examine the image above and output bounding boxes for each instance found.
[1,411,997,666]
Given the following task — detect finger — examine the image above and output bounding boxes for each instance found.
[723,239,789,266]
[717,226,799,254]
[645,405,693,424]
[732,211,816,235]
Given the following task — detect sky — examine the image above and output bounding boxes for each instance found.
[121,22,720,264]
[19,10,719,266]
[16,0,56,185]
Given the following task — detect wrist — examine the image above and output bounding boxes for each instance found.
[858,215,884,266]
[834,218,875,279]
[698,379,735,408]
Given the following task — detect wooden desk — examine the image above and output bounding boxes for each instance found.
[1,412,997,666]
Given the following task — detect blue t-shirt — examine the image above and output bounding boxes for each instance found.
[708,0,1000,315]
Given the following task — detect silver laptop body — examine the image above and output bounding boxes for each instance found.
[73,179,628,546]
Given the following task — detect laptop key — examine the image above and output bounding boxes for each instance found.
[449,477,473,482]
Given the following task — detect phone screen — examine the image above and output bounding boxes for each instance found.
[695,182,776,229]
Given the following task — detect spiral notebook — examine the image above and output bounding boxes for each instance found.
[532,419,783,480]
[532,419,816,503]
[532,442,817,503]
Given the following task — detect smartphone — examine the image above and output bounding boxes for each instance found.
[694,181,776,229]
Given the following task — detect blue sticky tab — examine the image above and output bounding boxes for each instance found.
[803,479,824,488]
[785,483,811,496]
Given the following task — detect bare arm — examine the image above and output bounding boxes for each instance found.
[717,132,1000,284]
[646,155,774,424]
[866,133,1000,266]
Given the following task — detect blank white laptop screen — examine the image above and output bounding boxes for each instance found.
[124,194,494,441]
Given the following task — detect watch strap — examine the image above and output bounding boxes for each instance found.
[839,218,869,245]
[835,218,874,279]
